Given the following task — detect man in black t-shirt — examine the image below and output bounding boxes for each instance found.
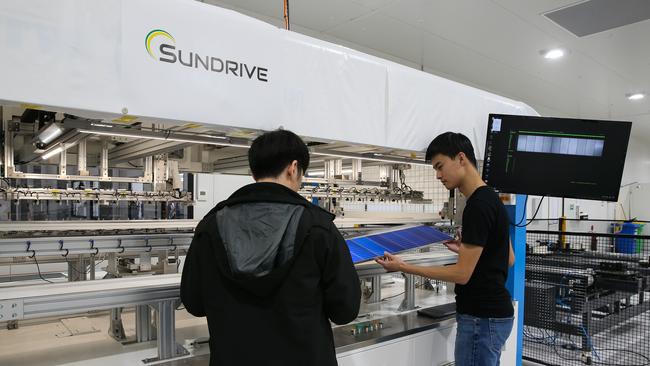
[376,132,514,366]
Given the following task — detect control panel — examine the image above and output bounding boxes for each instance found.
[349,320,385,336]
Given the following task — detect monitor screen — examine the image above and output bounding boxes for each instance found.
[482,114,631,201]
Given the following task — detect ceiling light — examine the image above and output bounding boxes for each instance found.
[627,93,645,101]
[77,129,248,149]
[42,146,63,160]
[311,151,429,167]
[541,48,564,60]
[37,123,63,144]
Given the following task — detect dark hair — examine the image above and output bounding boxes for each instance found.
[248,129,310,179]
[425,132,477,167]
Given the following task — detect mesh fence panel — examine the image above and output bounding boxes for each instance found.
[523,229,650,366]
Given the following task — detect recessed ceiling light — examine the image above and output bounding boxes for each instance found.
[541,48,565,60]
[626,93,645,101]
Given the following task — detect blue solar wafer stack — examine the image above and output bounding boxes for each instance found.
[345,225,452,263]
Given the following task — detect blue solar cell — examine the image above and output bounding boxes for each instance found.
[371,235,405,253]
[345,225,452,263]
[346,240,376,262]
[352,237,387,257]
[413,226,451,242]
[405,226,437,243]
[384,231,419,247]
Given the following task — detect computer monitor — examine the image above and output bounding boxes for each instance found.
[482,114,631,201]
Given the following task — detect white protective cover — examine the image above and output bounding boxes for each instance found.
[0,0,537,156]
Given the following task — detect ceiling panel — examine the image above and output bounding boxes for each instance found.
[543,0,650,37]
[380,0,558,70]
[349,0,398,11]
[288,0,371,32]
[205,0,282,20]
[420,32,579,117]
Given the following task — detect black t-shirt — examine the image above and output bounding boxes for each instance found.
[455,185,514,318]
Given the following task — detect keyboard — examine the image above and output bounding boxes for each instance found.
[417,302,456,319]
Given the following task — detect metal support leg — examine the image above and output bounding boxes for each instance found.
[398,274,416,311]
[143,300,188,363]
[89,257,96,280]
[67,256,87,281]
[144,156,153,182]
[581,312,593,364]
[77,139,88,176]
[59,146,67,176]
[352,159,363,183]
[4,117,16,177]
[157,300,176,359]
[101,140,109,179]
[368,276,381,304]
[108,307,127,341]
[136,304,156,342]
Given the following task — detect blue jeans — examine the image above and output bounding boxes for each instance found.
[455,313,514,366]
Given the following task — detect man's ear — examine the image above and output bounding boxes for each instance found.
[288,160,299,177]
[457,152,467,166]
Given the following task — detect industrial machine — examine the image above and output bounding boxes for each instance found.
[0,1,535,365]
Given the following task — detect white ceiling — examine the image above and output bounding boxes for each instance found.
[202,0,650,142]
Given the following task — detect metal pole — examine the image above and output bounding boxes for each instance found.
[89,256,96,280]
[368,276,381,303]
[4,116,15,177]
[283,0,290,30]
[352,159,362,183]
[156,300,176,360]
[77,139,88,176]
[136,304,155,342]
[59,145,67,177]
[101,140,109,179]
[398,274,416,311]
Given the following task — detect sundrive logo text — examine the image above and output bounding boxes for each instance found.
[145,29,268,82]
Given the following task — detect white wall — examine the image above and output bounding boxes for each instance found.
[620,137,650,186]
[618,137,650,221]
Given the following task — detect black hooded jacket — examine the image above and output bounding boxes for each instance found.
[181,182,361,366]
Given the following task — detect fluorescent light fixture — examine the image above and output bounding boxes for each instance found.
[38,123,63,144]
[77,129,248,149]
[42,146,63,160]
[307,169,353,177]
[627,93,645,101]
[311,151,430,167]
[542,48,564,59]
[90,123,114,128]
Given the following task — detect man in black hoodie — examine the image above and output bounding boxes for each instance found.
[181,129,361,366]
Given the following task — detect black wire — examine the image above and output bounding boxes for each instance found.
[530,332,650,366]
[511,195,529,226]
[33,255,55,284]
[592,349,650,366]
[381,291,405,301]
[511,196,546,228]
[516,196,546,227]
